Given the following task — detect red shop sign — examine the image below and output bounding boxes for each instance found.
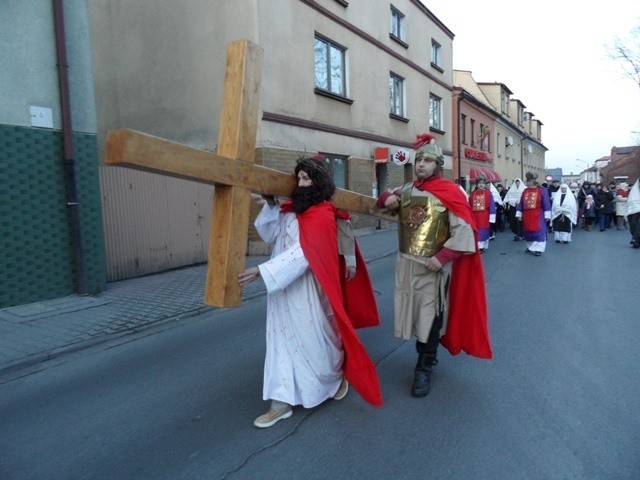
[464,148,490,161]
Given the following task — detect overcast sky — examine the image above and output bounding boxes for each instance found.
[423,0,640,175]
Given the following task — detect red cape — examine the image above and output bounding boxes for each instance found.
[280,201,383,406]
[413,176,493,359]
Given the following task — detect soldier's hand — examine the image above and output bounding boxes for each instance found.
[424,256,442,272]
[383,194,400,210]
[345,266,356,281]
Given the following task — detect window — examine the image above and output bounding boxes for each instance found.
[320,154,348,189]
[429,94,442,130]
[500,91,509,114]
[470,119,476,146]
[389,73,405,117]
[480,124,490,151]
[431,40,441,67]
[314,36,346,96]
[390,6,405,42]
[460,114,467,144]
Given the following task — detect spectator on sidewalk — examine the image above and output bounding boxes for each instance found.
[504,178,525,241]
[551,183,578,244]
[578,182,596,228]
[494,183,508,234]
[594,183,614,231]
[583,194,597,231]
[516,171,551,256]
[609,181,618,228]
[238,157,382,428]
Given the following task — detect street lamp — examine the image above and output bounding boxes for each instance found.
[576,159,589,168]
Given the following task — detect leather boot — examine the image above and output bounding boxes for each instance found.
[412,353,436,397]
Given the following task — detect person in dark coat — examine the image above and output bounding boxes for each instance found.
[594,184,614,231]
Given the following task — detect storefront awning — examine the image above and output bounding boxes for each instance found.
[470,167,501,183]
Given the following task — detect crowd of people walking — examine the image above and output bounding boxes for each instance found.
[483,175,640,251]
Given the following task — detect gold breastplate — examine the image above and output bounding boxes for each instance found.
[398,185,450,257]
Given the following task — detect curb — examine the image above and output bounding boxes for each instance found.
[0,244,398,381]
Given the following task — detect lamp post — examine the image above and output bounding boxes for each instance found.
[575,159,590,184]
[576,159,589,168]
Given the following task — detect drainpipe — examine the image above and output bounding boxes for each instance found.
[520,138,525,180]
[456,93,462,185]
[53,0,87,294]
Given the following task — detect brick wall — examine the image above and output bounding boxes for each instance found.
[600,149,640,185]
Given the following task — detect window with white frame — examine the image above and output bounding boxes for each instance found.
[389,73,405,117]
[390,6,405,42]
[314,35,346,96]
[501,91,509,114]
[429,94,442,130]
[431,40,441,67]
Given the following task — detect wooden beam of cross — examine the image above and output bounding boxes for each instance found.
[105,40,394,308]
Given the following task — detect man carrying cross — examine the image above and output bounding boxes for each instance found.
[238,157,383,428]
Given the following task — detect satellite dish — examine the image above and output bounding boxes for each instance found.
[527,145,533,154]
[506,136,514,146]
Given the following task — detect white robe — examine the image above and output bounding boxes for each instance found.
[255,204,343,408]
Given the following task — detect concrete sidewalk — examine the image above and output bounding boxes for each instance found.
[0,227,397,378]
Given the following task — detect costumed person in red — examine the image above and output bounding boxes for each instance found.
[469,174,496,253]
[376,134,492,398]
[516,171,552,257]
[238,158,382,428]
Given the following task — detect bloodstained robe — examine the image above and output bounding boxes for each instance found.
[469,188,496,247]
[256,201,382,408]
[516,186,552,244]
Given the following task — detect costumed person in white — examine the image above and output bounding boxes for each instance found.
[238,158,382,428]
[489,182,504,240]
[626,178,640,248]
[551,183,578,244]
[504,178,525,241]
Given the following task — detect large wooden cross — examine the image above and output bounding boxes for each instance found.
[105,40,392,308]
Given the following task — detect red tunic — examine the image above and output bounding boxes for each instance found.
[521,187,543,232]
[470,189,492,229]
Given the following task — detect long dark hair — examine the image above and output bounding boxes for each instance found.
[291,157,336,213]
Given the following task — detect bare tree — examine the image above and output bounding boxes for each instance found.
[607,22,640,93]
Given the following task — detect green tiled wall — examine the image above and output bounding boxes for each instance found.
[0,124,106,308]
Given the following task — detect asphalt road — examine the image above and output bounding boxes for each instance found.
[1,227,638,480]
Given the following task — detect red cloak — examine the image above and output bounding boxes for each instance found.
[280,201,383,406]
[413,176,493,359]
